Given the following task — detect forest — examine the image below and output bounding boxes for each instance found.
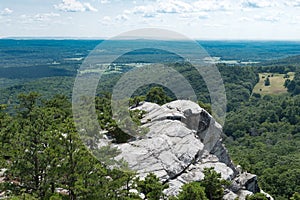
[0,40,300,199]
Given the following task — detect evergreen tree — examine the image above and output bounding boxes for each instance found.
[177,182,208,200]
[137,173,169,200]
[8,93,63,198]
[145,87,172,105]
[0,104,14,165]
[200,168,230,200]
[264,77,271,86]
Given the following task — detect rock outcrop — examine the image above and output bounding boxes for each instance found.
[115,100,271,199]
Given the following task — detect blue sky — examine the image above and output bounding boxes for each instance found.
[0,0,300,40]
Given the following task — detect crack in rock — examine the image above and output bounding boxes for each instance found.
[114,100,273,199]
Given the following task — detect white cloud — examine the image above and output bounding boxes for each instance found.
[130,0,233,19]
[123,9,131,15]
[34,13,60,22]
[20,14,28,19]
[179,13,191,18]
[193,0,232,12]
[198,12,210,19]
[132,5,157,17]
[156,0,232,13]
[203,23,225,28]
[115,14,129,21]
[54,0,98,12]
[156,0,193,13]
[103,16,111,21]
[254,14,280,22]
[99,14,129,26]
[285,0,300,7]
[100,16,112,25]
[239,17,253,22]
[289,16,300,24]
[1,8,13,15]
[100,0,110,4]
[19,13,61,24]
[242,0,278,8]
[84,3,98,12]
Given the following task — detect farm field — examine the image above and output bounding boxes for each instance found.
[253,72,295,95]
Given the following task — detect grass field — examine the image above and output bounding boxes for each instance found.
[253,72,295,95]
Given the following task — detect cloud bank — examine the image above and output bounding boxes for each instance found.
[54,0,98,12]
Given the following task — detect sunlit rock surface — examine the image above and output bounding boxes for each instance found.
[115,100,271,199]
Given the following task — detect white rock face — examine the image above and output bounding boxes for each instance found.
[115,100,266,198]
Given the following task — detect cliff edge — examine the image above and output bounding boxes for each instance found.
[115,100,273,199]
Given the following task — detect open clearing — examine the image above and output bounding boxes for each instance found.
[253,72,295,95]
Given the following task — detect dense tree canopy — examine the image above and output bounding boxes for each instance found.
[0,60,299,199]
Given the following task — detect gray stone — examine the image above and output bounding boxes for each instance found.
[115,100,272,199]
[223,190,239,200]
[0,169,6,177]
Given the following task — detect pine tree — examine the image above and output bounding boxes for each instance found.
[264,77,271,86]
[177,182,208,200]
[145,87,172,105]
[137,173,169,200]
[9,93,63,198]
[200,168,230,200]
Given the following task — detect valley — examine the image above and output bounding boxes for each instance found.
[0,39,299,200]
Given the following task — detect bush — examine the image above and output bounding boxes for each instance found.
[137,173,168,200]
[246,193,268,200]
[177,182,208,200]
[264,77,270,86]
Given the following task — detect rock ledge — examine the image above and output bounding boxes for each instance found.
[115,100,272,199]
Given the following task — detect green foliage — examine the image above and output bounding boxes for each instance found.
[49,193,65,200]
[145,86,172,105]
[225,94,300,199]
[168,196,179,200]
[200,168,230,200]
[246,193,268,200]
[8,193,39,200]
[291,192,300,200]
[95,93,148,143]
[285,70,300,95]
[264,77,270,86]
[129,96,146,107]
[0,55,299,200]
[177,182,208,200]
[0,104,13,165]
[137,173,169,200]
[198,101,212,114]
[0,93,142,200]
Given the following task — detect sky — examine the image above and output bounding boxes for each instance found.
[0,0,300,40]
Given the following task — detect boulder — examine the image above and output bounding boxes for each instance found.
[115,100,270,198]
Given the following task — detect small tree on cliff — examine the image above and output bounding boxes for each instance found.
[145,87,172,105]
[177,182,208,200]
[200,168,230,200]
[137,173,169,200]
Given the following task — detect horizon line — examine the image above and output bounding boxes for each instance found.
[2,36,300,42]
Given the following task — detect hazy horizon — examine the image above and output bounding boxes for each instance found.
[2,36,300,42]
